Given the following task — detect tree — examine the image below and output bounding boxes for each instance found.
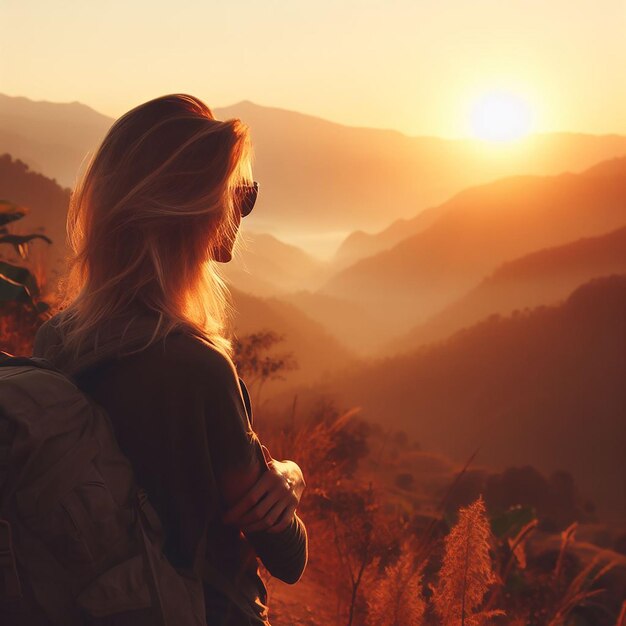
[325,482,381,626]
[0,200,51,354]
[232,330,298,407]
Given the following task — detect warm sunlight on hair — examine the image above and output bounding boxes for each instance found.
[470,91,533,142]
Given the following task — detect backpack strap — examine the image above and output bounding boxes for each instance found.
[200,436,272,624]
[0,378,23,604]
[186,508,263,622]
[134,488,168,626]
[201,557,264,624]
[0,352,63,374]
[0,518,21,599]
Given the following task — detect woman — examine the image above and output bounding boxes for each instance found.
[32,93,308,626]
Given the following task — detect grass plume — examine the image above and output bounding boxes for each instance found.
[432,495,505,625]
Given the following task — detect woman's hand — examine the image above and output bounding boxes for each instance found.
[222,445,306,534]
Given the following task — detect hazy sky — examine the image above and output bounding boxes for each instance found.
[2,0,625,137]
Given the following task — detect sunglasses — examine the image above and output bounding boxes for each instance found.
[234,181,259,217]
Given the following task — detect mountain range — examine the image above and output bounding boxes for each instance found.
[320,158,626,344]
[386,225,626,353]
[3,150,625,358]
[270,276,626,521]
[3,92,626,255]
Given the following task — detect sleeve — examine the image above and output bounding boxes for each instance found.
[200,351,268,476]
[234,375,309,584]
[244,513,309,585]
[199,348,308,583]
[238,377,254,426]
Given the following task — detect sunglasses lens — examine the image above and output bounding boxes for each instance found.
[239,182,258,217]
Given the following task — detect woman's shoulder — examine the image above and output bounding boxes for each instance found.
[160,330,234,369]
[155,331,255,424]
[154,330,242,389]
[33,312,246,401]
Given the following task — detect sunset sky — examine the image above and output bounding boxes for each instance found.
[2,0,625,138]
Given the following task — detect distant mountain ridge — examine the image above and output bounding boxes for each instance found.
[2,92,626,256]
[230,286,358,398]
[222,231,332,296]
[319,157,626,342]
[332,201,448,269]
[0,94,112,187]
[385,224,626,353]
[333,153,626,266]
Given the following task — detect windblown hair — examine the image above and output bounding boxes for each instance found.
[54,93,253,360]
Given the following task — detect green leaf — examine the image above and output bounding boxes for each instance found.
[490,505,536,538]
[0,275,31,302]
[0,261,39,298]
[0,200,28,226]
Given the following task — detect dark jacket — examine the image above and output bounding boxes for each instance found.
[32,310,308,626]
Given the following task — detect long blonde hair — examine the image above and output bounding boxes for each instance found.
[54,93,253,360]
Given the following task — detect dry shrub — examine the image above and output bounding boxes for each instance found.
[0,301,48,355]
[547,550,621,626]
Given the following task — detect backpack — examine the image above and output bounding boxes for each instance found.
[0,352,207,626]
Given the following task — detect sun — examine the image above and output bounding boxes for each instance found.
[470,91,533,142]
